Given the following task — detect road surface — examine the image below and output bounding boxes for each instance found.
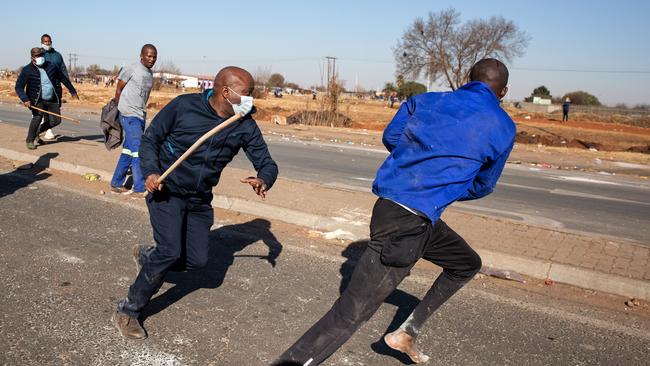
[1,101,649,243]
[0,167,648,365]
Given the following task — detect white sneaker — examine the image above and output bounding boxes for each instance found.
[43,129,56,140]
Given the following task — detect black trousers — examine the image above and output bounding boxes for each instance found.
[27,100,60,143]
[562,111,569,121]
[275,198,481,365]
[117,190,214,318]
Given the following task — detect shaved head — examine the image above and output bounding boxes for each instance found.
[469,58,509,97]
[209,66,255,117]
[141,44,157,55]
[214,66,255,94]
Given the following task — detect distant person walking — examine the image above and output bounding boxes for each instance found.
[562,97,571,122]
[15,47,78,150]
[40,33,71,141]
[110,44,157,196]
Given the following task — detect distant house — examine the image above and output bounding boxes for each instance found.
[532,96,552,105]
[153,72,199,88]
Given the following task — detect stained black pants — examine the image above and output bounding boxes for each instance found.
[274,199,481,365]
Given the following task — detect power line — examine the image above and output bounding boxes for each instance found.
[71,53,650,75]
[511,67,650,74]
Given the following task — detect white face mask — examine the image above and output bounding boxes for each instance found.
[226,87,254,116]
[35,57,45,66]
[41,44,52,51]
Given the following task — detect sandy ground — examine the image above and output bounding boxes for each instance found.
[2,77,649,158]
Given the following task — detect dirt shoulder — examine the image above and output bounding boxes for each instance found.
[2,78,648,176]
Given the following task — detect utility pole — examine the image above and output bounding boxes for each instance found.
[68,53,78,76]
[325,56,336,92]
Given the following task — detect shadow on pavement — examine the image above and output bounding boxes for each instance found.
[340,240,419,365]
[141,218,282,321]
[51,134,105,143]
[0,152,58,198]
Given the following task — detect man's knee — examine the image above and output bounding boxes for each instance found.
[186,255,208,270]
[449,251,482,282]
[149,245,182,265]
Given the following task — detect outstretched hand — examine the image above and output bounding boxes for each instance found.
[240,176,267,199]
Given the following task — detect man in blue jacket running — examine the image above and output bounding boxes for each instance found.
[274,58,516,365]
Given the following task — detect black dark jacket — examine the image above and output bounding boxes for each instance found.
[100,99,122,150]
[140,91,278,196]
[15,61,77,105]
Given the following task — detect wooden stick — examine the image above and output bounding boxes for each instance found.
[30,105,80,124]
[156,112,243,184]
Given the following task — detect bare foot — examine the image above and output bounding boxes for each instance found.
[384,329,430,363]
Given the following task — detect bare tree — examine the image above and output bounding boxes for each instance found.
[154,60,181,74]
[395,8,529,90]
[254,65,272,89]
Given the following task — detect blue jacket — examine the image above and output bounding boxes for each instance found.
[372,81,516,222]
[15,61,77,105]
[43,48,69,79]
[140,90,278,197]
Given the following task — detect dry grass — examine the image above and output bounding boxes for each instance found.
[2,77,648,154]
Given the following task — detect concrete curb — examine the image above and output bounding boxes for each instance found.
[478,249,650,301]
[1,147,648,301]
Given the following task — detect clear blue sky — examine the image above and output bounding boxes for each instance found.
[1,0,649,105]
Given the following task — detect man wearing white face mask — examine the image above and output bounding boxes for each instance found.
[40,33,70,141]
[112,66,278,340]
[15,47,78,150]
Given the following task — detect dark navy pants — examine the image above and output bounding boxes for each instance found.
[118,190,213,318]
[274,199,482,365]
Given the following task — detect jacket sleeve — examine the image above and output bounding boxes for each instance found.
[242,121,279,189]
[458,143,513,201]
[58,67,77,96]
[382,96,415,152]
[14,68,29,103]
[140,97,179,178]
[58,53,69,79]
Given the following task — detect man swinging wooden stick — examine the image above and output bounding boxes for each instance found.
[112,66,278,339]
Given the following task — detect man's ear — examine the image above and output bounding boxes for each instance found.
[499,86,508,100]
[221,86,230,99]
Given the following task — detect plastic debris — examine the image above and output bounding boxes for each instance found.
[544,278,554,286]
[479,267,526,283]
[83,173,101,181]
[625,298,640,307]
[322,229,356,241]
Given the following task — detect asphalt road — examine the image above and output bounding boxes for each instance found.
[0,169,648,365]
[1,102,649,243]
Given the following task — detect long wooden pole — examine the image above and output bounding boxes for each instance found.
[30,105,80,124]
[156,112,243,184]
